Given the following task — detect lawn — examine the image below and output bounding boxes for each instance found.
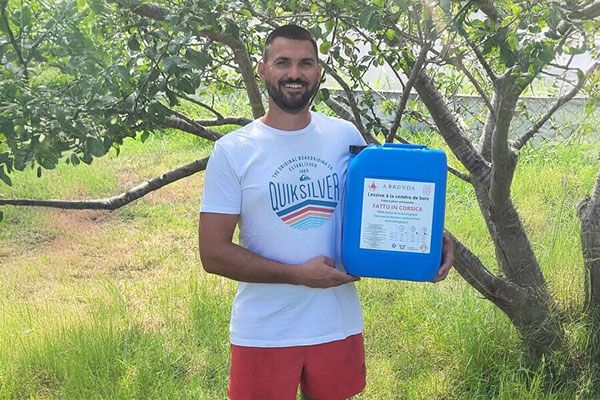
[0,126,598,399]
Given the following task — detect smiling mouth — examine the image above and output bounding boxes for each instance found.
[281,81,307,91]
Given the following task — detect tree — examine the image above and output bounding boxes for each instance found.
[1,0,599,360]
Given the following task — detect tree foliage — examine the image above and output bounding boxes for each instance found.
[1,0,600,360]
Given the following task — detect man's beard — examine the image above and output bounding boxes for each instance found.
[265,78,319,114]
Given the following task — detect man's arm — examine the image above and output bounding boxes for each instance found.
[198,212,359,288]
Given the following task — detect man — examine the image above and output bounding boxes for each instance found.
[199,24,453,400]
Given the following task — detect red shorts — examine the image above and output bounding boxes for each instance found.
[228,333,366,400]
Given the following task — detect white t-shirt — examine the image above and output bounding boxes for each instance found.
[201,111,365,347]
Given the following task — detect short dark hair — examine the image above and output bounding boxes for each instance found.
[263,24,318,60]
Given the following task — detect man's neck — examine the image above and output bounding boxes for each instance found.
[260,103,312,131]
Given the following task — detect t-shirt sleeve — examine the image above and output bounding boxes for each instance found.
[353,125,367,146]
[200,142,241,214]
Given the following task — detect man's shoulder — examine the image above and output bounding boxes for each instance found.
[215,119,261,149]
[312,112,364,145]
[312,111,359,131]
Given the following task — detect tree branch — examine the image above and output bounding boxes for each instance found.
[451,57,495,115]
[335,13,406,85]
[452,234,543,322]
[488,71,522,205]
[513,63,598,150]
[196,117,252,127]
[412,70,491,183]
[241,0,277,29]
[175,92,224,119]
[0,158,208,210]
[479,93,498,161]
[320,62,377,143]
[569,1,600,19]
[0,3,28,80]
[129,1,265,119]
[323,96,355,124]
[470,42,497,84]
[446,4,497,84]
[25,5,71,64]
[158,115,223,141]
[130,1,168,19]
[386,43,431,143]
[202,31,265,119]
[472,0,503,22]
[452,234,505,299]
[448,166,472,183]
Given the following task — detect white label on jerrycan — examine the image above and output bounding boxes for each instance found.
[359,178,435,253]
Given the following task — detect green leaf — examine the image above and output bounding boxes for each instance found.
[185,48,209,70]
[20,5,32,29]
[165,89,178,106]
[0,165,12,186]
[127,35,140,51]
[319,41,331,54]
[88,0,106,14]
[140,130,150,142]
[225,19,240,40]
[76,0,88,12]
[148,101,170,118]
[528,24,541,34]
[175,78,195,94]
[0,118,15,139]
[506,32,518,52]
[87,137,106,157]
[540,42,556,64]
[81,153,93,165]
[564,45,586,55]
[114,65,130,81]
[324,19,335,33]
[37,152,58,170]
[163,56,185,74]
[385,29,396,42]
[240,9,252,19]
[70,153,80,166]
[359,8,373,29]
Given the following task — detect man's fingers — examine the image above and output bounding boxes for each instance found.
[323,257,336,267]
[431,230,455,283]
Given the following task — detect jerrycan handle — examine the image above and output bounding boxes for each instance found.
[349,145,368,154]
[383,143,427,149]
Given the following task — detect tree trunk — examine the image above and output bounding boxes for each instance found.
[579,168,600,313]
[413,69,562,358]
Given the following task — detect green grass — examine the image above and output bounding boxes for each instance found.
[1,126,599,399]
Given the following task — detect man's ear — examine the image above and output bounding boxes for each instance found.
[257,60,266,80]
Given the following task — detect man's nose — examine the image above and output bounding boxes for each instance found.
[287,64,301,79]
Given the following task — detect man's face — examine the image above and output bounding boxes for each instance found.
[258,37,322,114]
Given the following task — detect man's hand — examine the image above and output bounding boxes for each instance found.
[433,230,454,282]
[295,256,360,288]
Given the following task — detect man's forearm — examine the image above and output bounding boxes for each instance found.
[200,241,302,284]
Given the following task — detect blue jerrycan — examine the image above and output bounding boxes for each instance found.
[342,143,447,281]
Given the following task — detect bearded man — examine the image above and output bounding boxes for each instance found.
[199,24,453,400]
